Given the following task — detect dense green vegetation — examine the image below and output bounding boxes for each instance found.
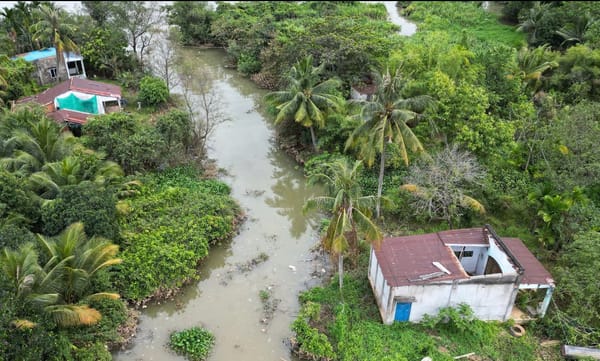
[0,2,240,359]
[166,1,600,359]
[1,0,600,359]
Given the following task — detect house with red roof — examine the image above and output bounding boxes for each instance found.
[14,77,122,128]
[369,225,555,324]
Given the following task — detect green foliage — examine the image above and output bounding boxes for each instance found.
[156,109,192,161]
[115,167,238,301]
[41,182,119,240]
[291,301,336,360]
[138,76,169,106]
[208,2,401,86]
[543,231,600,346]
[0,56,38,104]
[82,112,167,174]
[80,26,133,78]
[169,326,215,361]
[71,342,111,361]
[166,2,214,45]
[0,168,39,228]
[407,1,525,48]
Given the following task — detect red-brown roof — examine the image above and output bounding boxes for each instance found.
[15,78,121,106]
[376,233,469,287]
[376,227,554,288]
[47,109,91,124]
[503,237,555,286]
[437,227,488,245]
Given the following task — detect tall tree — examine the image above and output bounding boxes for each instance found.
[345,66,433,218]
[112,1,163,71]
[265,55,344,152]
[304,158,382,289]
[400,145,486,228]
[30,4,78,82]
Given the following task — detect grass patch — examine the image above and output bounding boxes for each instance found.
[407,1,525,48]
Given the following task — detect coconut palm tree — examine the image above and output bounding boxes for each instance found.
[29,155,123,200]
[30,4,78,82]
[265,55,344,152]
[345,66,433,218]
[1,223,122,327]
[36,222,122,305]
[304,158,382,289]
[516,45,558,96]
[517,1,553,46]
[1,116,75,174]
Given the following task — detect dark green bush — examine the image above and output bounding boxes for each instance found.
[169,327,215,361]
[138,76,169,106]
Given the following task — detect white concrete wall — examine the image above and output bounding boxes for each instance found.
[449,245,486,274]
[487,235,517,274]
[382,277,517,324]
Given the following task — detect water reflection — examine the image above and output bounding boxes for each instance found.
[265,145,321,238]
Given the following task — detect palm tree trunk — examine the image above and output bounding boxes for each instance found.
[309,126,319,152]
[376,149,386,218]
[338,253,344,289]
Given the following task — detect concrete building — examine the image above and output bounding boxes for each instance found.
[13,47,86,85]
[368,225,555,324]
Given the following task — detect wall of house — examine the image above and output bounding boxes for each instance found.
[380,275,518,324]
[487,235,517,274]
[369,249,392,320]
[449,245,486,274]
[33,57,66,85]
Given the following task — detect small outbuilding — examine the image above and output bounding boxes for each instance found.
[13,47,86,85]
[368,225,554,324]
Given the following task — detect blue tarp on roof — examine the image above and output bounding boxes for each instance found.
[19,48,56,61]
[56,93,99,114]
[13,47,82,62]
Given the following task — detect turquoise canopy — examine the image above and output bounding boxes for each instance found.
[56,93,99,114]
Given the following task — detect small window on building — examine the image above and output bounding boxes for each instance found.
[454,250,474,258]
[48,67,57,79]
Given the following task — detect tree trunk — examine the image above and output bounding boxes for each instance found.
[55,53,62,83]
[376,148,386,219]
[338,253,344,290]
[309,126,319,152]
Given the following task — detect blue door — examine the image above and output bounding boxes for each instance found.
[394,302,412,322]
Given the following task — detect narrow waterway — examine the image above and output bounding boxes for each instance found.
[113,48,327,361]
[113,3,417,361]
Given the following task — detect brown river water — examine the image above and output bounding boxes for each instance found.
[113,2,418,360]
[113,47,328,361]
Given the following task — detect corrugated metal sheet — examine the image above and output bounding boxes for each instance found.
[503,237,554,286]
[376,227,554,288]
[437,227,488,245]
[376,233,469,287]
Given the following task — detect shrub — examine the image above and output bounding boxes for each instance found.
[138,76,169,106]
[169,327,215,361]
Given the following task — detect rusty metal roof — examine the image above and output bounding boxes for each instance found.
[376,233,469,287]
[376,227,554,288]
[437,227,488,245]
[502,237,554,286]
[47,109,91,125]
[16,78,121,106]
